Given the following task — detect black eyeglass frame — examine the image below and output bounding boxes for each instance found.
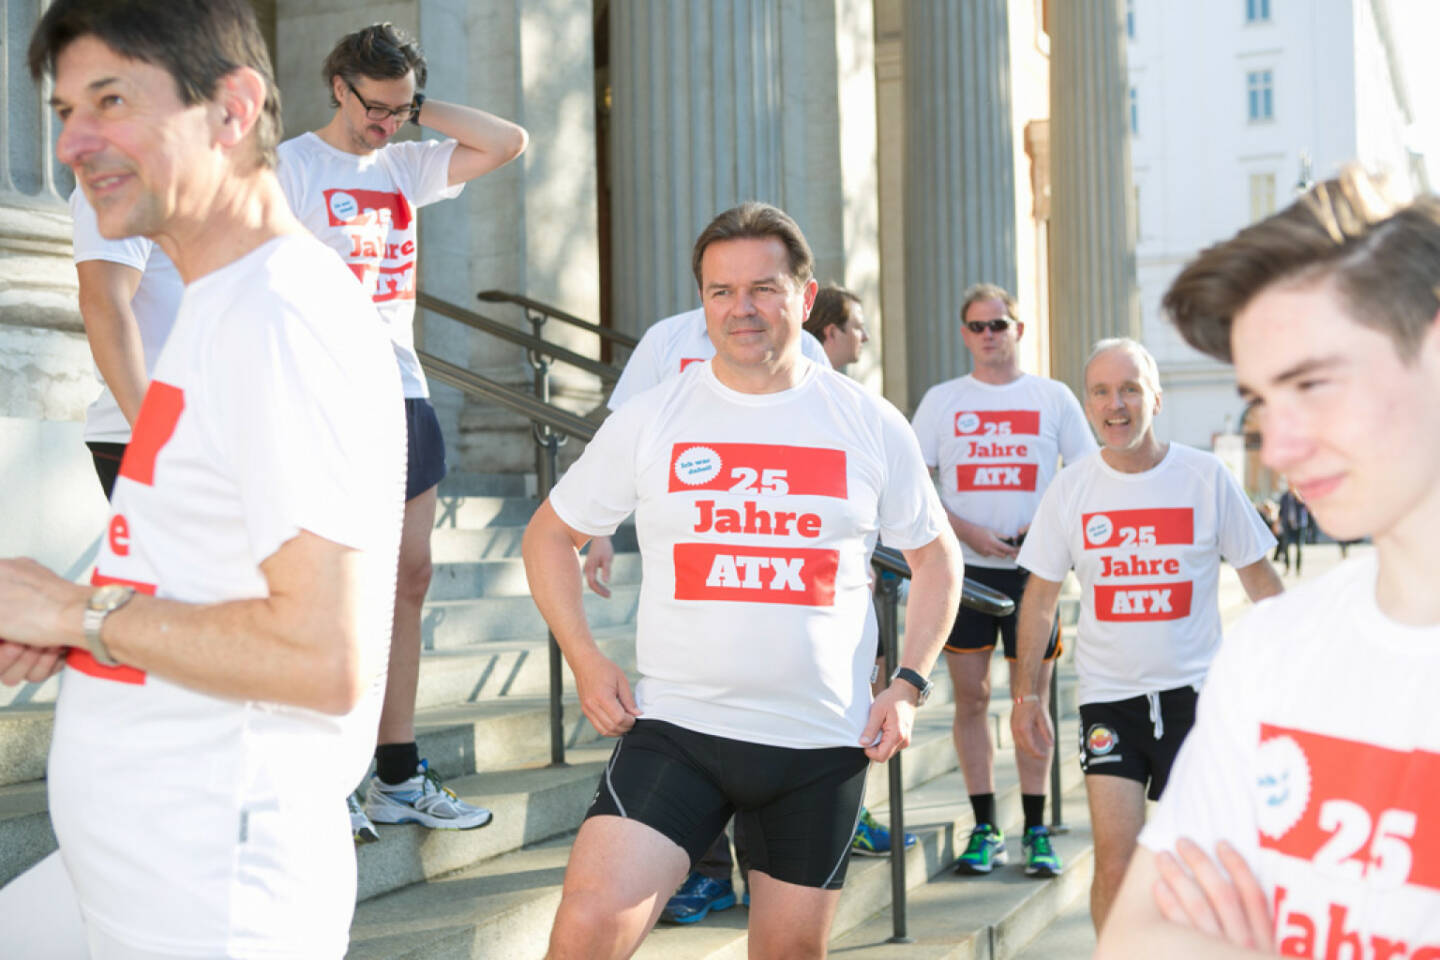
[964,317,1018,334]
[345,79,418,122]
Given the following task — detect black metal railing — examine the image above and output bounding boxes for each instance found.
[477,289,639,351]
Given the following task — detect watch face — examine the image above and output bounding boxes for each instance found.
[90,584,133,610]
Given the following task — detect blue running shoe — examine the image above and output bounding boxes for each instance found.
[851,806,919,857]
[659,872,737,924]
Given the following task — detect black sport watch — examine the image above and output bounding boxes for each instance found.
[890,667,933,707]
[410,92,426,127]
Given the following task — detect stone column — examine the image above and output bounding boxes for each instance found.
[901,0,1017,411]
[1047,0,1140,398]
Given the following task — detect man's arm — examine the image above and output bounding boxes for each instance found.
[859,529,962,762]
[582,535,614,598]
[1008,573,1064,759]
[0,532,371,714]
[1235,557,1283,603]
[522,500,638,736]
[946,506,1020,561]
[76,260,148,426]
[415,99,528,187]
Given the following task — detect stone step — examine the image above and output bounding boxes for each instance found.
[437,473,534,499]
[425,553,644,602]
[431,495,540,532]
[421,583,641,650]
[429,523,636,562]
[1011,874,1094,959]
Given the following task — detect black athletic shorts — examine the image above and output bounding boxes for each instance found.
[86,441,127,502]
[586,719,870,889]
[1078,686,1198,801]
[944,564,1061,661]
[405,397,447,501]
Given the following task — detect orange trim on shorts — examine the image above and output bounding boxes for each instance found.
[943,642,996,655]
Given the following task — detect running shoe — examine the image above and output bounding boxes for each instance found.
[659,872,737,924]
[851,806,919,857]
[363,759,493,830]
[1022,824,1062,878]
[953,823,1007,874]
[348,790,380,844]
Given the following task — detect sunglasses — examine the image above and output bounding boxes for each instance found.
[965,318,1016,334]
[346,80,417,122]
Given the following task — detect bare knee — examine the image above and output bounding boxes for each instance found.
[752,930,827,960]
[952,674,991,719]
[395,546,433,609]
[548,890,632,960]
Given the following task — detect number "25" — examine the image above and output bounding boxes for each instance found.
[729,467,789,496]
[1314,800,1417,887]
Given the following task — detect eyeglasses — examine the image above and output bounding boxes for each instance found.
[346,80,417,122]
[965,317,1016,334]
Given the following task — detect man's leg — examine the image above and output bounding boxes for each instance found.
[1084,774,1147,935]
[746,870,842,960]
[378,486,437,750]
[547,816,690,960]
[659,829,737,924]
[947,647,1007,873]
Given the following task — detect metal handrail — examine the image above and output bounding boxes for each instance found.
[870,546,1015,617]
[477,289,640,350]
[417,291,624,384]
[419,351,597,441]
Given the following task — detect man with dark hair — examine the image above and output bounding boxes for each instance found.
[523,201,962,958]
[909,282,1095,880]
[275,22,528,841]
[1097,171,1440,956]
[802,284,868,371]
[0,1,405,956]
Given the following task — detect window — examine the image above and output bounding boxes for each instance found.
[1246,0,1271,23]
[1249,172,1277,221]
[1126,0,1135,38]
[1129,87,1139,136]
[1247,70,1274,122]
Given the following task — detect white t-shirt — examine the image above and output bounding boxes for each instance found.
[607,307,832,410]
[1017,443,1275,704]
[47,236,405,958]
[276,131,463,398]
[552,358,945,748]
[1141,557,1440,956]
[69,188,184,444]
[911,373,1096,570]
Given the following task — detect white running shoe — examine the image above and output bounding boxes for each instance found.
[348,790,380,844]
[363,760,494,830]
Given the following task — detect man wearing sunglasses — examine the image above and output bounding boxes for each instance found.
[276,23,528,843]
[910,283,1096,880]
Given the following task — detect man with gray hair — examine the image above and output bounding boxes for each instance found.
[1009,337,1282,933]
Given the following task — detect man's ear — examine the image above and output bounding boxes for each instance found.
[1015,320,1025,341]
[801,278,819,319]
[213,66,266,153]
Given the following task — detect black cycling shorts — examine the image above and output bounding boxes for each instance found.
[1078,686,1198,801]
[944,564,1061,661]
[586,719,870,889]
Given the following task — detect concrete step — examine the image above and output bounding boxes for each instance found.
[1011,878,1094,959]
[437,473,534,499]
[425,553,644,602]
[429,523,636,562]
[421,583,640,650]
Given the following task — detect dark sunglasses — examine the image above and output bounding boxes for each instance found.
[965,317,1016,334]
[346,80,417,122]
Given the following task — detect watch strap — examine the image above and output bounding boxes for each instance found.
[84,587,134,667]
[891,666,933,706]
[410,92,426,127]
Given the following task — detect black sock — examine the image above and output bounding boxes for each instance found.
[1022,793,1047,832]
[375,742,420,785]
[969,793,997,829]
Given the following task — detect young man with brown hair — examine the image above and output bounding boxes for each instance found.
[802,284,869,371]
[1095,171,1440,956]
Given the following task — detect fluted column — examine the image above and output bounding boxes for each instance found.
[902,0,1016,410]
[609,0,785,336]
[1048,0,1140,397]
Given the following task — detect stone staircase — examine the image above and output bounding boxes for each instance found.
[0,473,1097,959]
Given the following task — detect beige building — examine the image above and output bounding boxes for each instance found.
[0,0,1137,572]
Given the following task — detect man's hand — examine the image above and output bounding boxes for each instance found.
[952,516,1019,560]
[859,683,918,762]
[1153,839,1274,951]
[583,536,614,598]
[571,648,640,737]
[0,641,66,686]
[1010,698,1054,760]
[0,558,86,651]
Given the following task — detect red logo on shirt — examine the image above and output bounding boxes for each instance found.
[668,443,848,498]
[953,410,1040,436]
[1093,581,1194,621]
[679,358,704,372]
[956,463,1038,491]
[119,381,184,487]
[1256,725,1440,894]
[1082,508,1194,549]
[673,543,838,606]
[323,188,414,230]
[66,572,155,685]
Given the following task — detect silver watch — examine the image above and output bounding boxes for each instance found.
[83,584,135,667]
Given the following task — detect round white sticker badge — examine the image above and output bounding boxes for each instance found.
[674,446,722,486]
[1255,735,1311,840]
[1085,514,1114,547]
[956,412,982,435]
[328,191,359,223]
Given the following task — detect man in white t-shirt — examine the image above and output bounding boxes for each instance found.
[801,283,870,372]
[276,22,527,840]
[1009,337,1282,933]
[910,282,1096,880]
[522,202,962,959]
[1095,174,1440,957]
[70,187,184,500]
[0,3,404,957]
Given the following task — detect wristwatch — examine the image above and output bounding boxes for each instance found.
[83,584,135,667]
[410,92,426,127]
[890,667,933,707]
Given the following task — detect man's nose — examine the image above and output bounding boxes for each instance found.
[56,112,102,171]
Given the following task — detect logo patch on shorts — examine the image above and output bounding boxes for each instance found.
[1087,724,1119,757]
[674,446,722,486]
